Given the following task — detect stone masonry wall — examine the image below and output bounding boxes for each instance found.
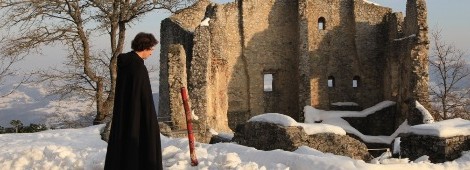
[158,0,209,121]
[191,2,243,132]
[192,0,302,131]
[160,0,431,137]
[190,26,213,132]
[401,134,470,163]
[170,0,212,32]
[297,0,312,121]
[166,44,188,130]
[208,2,245,131]
[383,12,404,105]
[159,19,194,122]
[352,0,391,109]
[384,0,430,126]
[233,121,372,161]
[239,0,300,120]
[302,0,392,110]
[304,0,354,110]
[405,0,431,123]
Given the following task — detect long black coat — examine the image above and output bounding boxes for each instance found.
[104,51,163,170]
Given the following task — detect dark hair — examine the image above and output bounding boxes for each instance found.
[131,32,158,52]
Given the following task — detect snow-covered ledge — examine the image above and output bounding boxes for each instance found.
[248,113,346,135]
[304,101,396,122]
[401,118,470,163]
[303,101,402,144]
[415,101,434,124]
[409,118,470,138]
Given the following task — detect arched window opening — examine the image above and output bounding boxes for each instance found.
[318,17,326,30]
[353,76,360,88]
[328,76,335,87]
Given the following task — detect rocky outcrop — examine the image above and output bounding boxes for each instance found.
[233,121,372,161]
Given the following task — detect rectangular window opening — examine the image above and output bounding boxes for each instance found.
[264,74,273,92]
[328,79,334,87]
[353,80,358,88]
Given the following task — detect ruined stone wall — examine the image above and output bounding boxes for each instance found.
[384,0,430,125]
[190,26,213,132]
[303,0,348,110]
[233,121,371,160]
[404,0,430,122]
[238,0,300,120]
[190,2,241,132]
[303,0,391,110]
[159,0,431,135]
[352,1,391,108]
[158,1,209,125]
[161,0,302,132]
[166,45,188,129]
[209,3,245,131]
[195,2,242,132]
[401,134,470,163]
[169,0,212,32]
[159,20,194,122]
[383,12,404,104]
[297,0,311,121]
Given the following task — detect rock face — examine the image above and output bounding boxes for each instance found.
[233,121,372,161]
[401,134,470,163]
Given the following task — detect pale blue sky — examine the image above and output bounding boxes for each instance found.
[13,0,470,70]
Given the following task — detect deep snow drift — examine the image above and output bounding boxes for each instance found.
[1,116,470,169]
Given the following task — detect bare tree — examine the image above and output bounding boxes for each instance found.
[0,35,30,98]
[429,28,470,120]
[0,0,195,125]
[0,55,24,97]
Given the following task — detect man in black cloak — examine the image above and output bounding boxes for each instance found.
[105,32,163,170]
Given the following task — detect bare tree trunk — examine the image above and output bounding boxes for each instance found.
[94,80,105,124]
[441,95,447,119]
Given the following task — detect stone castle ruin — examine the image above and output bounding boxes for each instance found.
[159,0,429,135]
[156,0,470,163]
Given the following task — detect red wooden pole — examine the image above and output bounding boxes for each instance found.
[180,87,199,166]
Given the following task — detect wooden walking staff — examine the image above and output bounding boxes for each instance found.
[180,87,199,166]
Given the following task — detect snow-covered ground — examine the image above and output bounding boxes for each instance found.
[2,118,470,169]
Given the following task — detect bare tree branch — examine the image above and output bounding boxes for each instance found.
[0,0,195,125]
[429,27,470,120]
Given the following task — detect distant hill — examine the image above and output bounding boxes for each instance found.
[0,72,160,128]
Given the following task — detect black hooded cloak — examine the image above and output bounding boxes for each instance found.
[104,51,163,170]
